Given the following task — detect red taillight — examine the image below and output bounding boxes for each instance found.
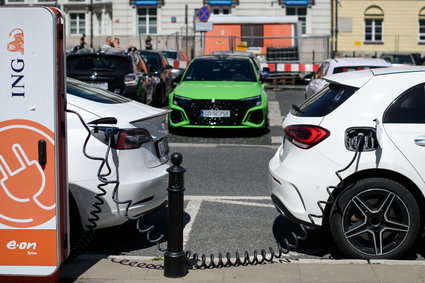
[284,125,330,149]
[116,129,152,149]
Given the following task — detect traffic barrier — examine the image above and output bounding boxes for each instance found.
[172,60,191,69]
[260,63,320,73]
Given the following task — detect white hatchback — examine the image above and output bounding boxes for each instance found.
[66,78,169,237]
[305,57,391,98]
[269,66,425,259]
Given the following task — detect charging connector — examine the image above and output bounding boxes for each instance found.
[345,127,378,152]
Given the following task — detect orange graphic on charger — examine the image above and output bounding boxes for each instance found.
[7,28,24,55]
[0,119,56,228]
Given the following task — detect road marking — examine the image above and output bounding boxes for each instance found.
[268,101,282,127]
[183,200,202,250]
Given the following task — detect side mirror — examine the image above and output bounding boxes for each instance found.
[259,75,266,83]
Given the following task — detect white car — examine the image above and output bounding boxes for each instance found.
[304,57,391,98]
[269,66,425,259]
[66,78,169,237]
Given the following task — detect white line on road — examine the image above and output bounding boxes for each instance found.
[268,101,283,127]
[183,200,202,250]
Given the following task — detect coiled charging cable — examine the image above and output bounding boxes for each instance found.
[186,134,365,269]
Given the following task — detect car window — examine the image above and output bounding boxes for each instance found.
[333,66,386,74]
[140,52,161,69]
[67,79,131,104]
[381,54,413,65]
[316,62,329,79]
[183,59,257,82]
[67,55,132,73]
[162,51,177,59]
[294,83,359,117]
[383,83,425,123]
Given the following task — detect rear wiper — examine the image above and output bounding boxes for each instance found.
[292,104,304,114]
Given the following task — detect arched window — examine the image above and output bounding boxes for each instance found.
[364,6,384,43]
[419,8,425,42]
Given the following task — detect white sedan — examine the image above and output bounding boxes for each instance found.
[270,66,425,259]
[66,78,169,239]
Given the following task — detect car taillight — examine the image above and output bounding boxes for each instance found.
[116,129,152,149]
[124,73,138,86]
[284,125,330,149]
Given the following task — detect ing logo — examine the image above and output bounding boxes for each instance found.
[0,119,56,228]
[7,28,24,55]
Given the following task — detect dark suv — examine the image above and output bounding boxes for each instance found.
[67,48,157,104]
[139,50,174,106]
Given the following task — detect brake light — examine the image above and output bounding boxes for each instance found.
[116,129,152,149]
[284,125,330,149]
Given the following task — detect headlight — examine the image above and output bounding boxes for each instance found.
[173,95,193,106]
[241,95,261,106]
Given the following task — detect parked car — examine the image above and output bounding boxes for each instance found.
[139,50,174,106]
[269,66,425,259]
[380,53,420,66]
[67,48,157,105]
[168,55,268,131]
[160,49,189,81]
[66,78,169,241]
[304,57,391,98]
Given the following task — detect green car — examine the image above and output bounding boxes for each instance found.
[168,55,268,130]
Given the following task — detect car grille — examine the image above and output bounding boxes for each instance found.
[182,99,257,126]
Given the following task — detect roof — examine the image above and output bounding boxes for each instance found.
[325,66,425,88]
[329,57,392,67]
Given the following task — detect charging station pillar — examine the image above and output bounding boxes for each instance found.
[164,153,187,278]
[0,7,68,282]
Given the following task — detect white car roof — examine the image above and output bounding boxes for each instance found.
[328,57,391,67]
[325,66,425,88]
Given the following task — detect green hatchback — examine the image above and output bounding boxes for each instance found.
[168,55,268,130]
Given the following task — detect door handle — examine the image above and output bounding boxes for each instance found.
[414,137,425,147]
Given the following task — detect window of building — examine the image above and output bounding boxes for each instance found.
[364,6,384,43]
[211,6,231,15]
[137,7,157,34]
[241,24,263,47]
[70,13,86,35]
[286,7,307,35]
[419,8,425,42]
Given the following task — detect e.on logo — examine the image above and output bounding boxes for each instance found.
[0,119,56,228]
[7,28,24,55]
[7,240,37,255]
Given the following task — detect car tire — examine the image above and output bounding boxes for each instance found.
[329,178,420,259]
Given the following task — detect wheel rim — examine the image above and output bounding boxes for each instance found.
[342,188,410,256]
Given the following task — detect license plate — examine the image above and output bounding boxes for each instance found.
[156,137,169,158]
[200,110,231,118]
[90,82,108,89]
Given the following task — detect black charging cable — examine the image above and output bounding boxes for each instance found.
[186,132,367,269]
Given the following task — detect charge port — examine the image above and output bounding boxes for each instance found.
[345,127,378,152]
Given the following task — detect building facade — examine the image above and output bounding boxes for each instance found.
[4,0,331,58]
[335,0,425,56]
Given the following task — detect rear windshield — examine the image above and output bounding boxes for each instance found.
[294,83,359,117]
[67,79,131,104]
[67,55,132,73]
[183,59,257,82]
[140,52,161,68]
[162,51,177,59]
[333,66,386,74]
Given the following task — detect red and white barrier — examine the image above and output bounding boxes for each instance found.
[172,60,191,69]
[260,63,320,73]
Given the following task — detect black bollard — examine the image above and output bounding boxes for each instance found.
[164,152,187,278]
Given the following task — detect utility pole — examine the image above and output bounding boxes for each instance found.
[90,0,94,48]
[185,4,188,57]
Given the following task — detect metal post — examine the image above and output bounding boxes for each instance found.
[164,152,187,278]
